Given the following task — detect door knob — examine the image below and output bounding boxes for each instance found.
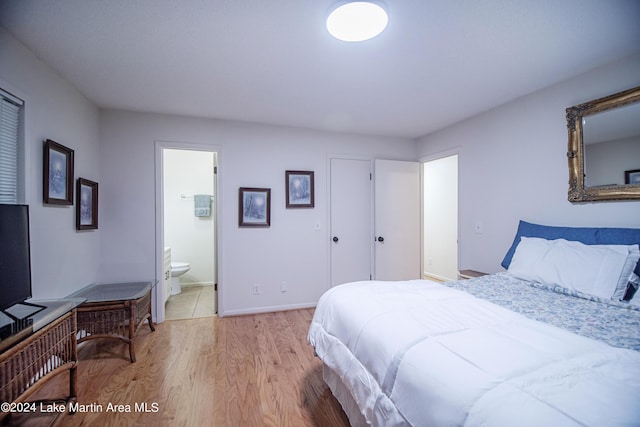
[377,236,384,242]
[332,236,339,243]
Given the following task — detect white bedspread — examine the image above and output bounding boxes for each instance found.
[308,279,640,426]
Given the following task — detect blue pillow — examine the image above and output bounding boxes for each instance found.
[501,220,640,276]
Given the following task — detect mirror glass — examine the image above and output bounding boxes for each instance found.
[566,86,640,202]
[583,102,640,187]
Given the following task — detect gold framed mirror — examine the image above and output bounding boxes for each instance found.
[566,86,640,202]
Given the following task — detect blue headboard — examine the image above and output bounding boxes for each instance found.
[501,220,640,276]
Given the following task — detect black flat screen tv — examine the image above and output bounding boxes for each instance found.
[0,204,32,311]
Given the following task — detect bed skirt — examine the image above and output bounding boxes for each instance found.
[322,363,410,426]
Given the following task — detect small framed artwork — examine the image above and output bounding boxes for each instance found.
[239,187,271,227]
[285,170,314,208]
[76,178,98,230]
[625,169,640,185]
[43,139,74,205]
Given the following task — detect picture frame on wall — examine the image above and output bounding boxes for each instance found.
[76,178,98,230]
[285,170,314,208]
[239,187,271,227]
[43,139,74,205]
[625,169,640,185]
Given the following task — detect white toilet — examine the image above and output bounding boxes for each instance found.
[170,262,190,295]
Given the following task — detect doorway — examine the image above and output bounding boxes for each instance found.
[422,154,458,281]
[155,142,220,322]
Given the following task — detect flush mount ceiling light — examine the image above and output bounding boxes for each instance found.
[326,2,388,42]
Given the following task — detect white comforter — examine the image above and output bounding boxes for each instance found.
[308,279,640,426]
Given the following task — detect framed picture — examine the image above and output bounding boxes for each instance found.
[625,169,640,185]
[76,178,98,230]
[285,170,314,208]
[43,139,74,205]
[239,187,271,227]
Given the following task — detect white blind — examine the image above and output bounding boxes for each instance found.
[0,89,23,204]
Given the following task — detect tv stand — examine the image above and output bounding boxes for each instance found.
[0,299,83,425]
[9,301,47,317]
[1,302,47,338]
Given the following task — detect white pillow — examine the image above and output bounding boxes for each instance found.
[508,237,639,300]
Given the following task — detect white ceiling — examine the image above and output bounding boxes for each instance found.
[1,0,639,139]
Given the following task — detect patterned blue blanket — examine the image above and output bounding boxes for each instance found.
[444,272,640,351]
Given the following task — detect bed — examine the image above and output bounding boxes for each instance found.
[308,221,640,426]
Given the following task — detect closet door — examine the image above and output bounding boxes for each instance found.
[374,159,421,280]
[329,158,372,287]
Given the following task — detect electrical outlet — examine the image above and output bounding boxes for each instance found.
[474,221,483,234]
[253,284,261,295]
[281,281,288,293]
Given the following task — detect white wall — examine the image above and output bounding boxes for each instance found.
[423,155,458,281]
[0,28,101,298]
[163,149,215,286]
[416,53,640,274]
[98,110,416,316]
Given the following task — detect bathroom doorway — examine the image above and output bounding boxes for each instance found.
[155,142,219,322]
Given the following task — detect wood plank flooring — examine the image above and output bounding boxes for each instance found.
[7,309,349,427]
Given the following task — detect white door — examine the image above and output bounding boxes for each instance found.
[374,159,421,280]
[330,158,372,287]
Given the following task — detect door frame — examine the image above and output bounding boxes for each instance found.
[154,141,223,322]
[326,154,374,288]
[419,148,460,281]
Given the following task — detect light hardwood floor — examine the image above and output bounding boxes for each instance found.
[9,309,349,427]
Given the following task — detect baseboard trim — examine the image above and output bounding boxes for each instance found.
[220,302,317,317]
[180,281,215,288]
[422,272,453,283]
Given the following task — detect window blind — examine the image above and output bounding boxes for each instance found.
[0,89,23,204]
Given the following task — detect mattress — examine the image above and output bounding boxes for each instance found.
[308,277,640,426]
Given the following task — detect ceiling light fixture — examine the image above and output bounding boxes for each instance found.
[326,2,388,42]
